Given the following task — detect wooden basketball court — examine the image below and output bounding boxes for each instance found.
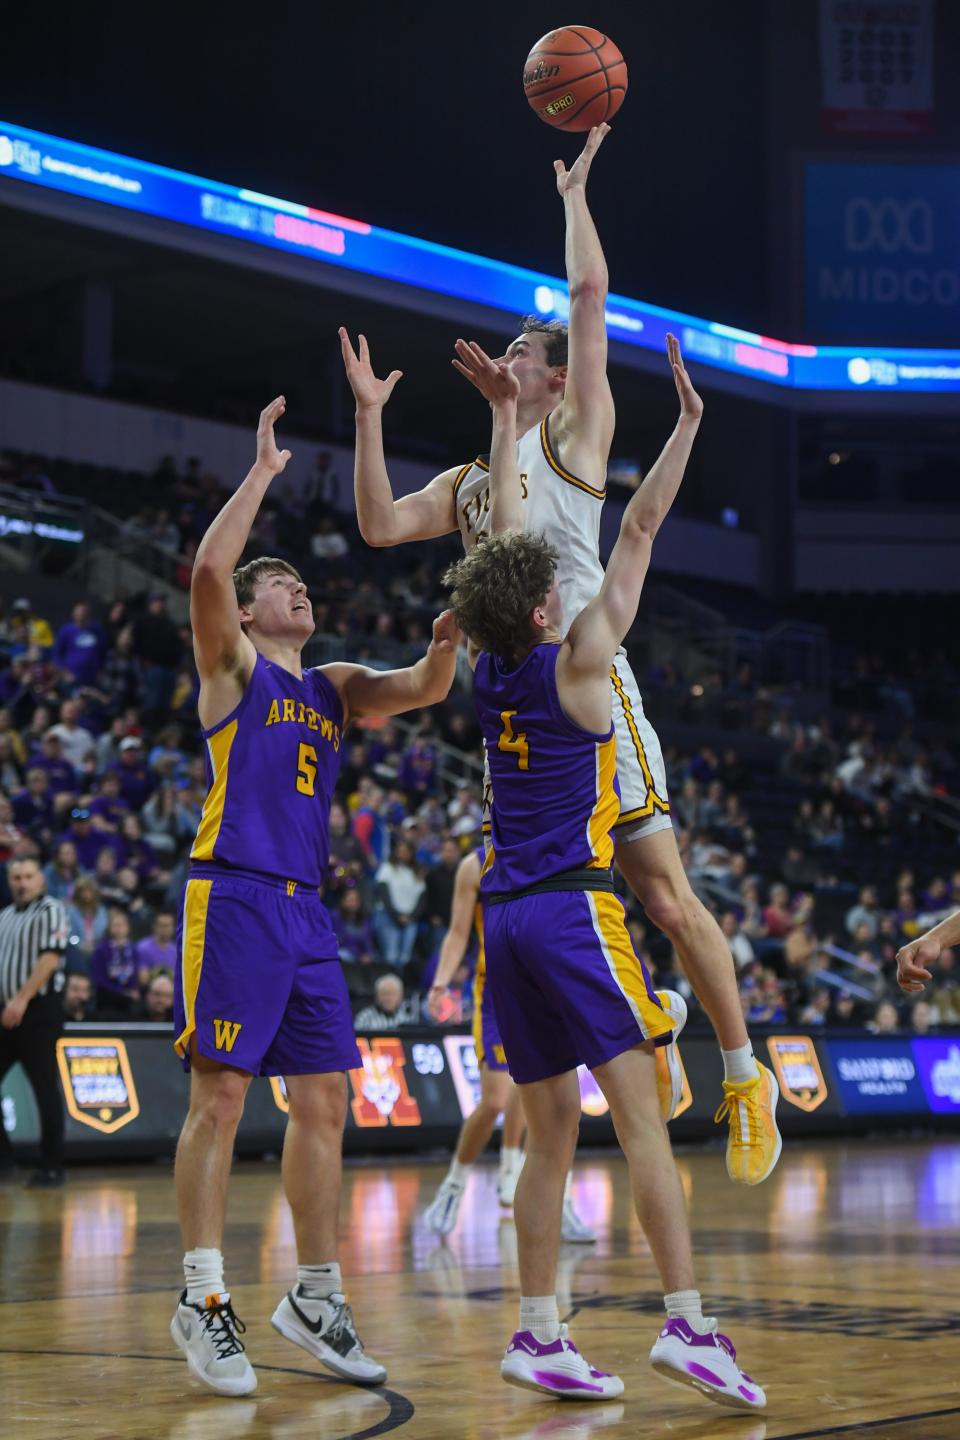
[2,1136,959,1439]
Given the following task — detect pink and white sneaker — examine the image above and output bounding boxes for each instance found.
[501,1326,624,1401]
[649,1317,766,1410]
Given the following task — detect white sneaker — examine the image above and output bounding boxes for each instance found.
[501,1324,624,1400]
[170,1290,257,1396]
[654,989,688,1122]
[649,1316,766,1410]
[271,1287,387,1385]
[498,1153,524,1206]
[423,1177,464,1235]
[560,1198,597,1245]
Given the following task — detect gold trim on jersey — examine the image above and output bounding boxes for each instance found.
[191,720,239,862]
[587,890,674,1042]
[174,877,213,1058]
[540,415,605,500]
[609,668,670,821]
[587,734,619,870]
[453,462,474,499]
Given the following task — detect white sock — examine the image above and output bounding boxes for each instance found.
[665,1288,708,1331]
[721,1044,760,1086]
[447,1158,470,1186]
[562,1170,574,1205]
[183,1247,225,1306]
[520,1294,561,1344]
[499,1145,522,1173]
[297,1261,342,1299]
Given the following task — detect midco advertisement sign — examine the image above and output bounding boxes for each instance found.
[805,162,960,342]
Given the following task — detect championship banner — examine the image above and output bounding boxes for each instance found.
[55,1037,140,1134]
[819,0,935,137]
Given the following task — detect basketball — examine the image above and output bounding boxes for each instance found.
[522,25,627,131]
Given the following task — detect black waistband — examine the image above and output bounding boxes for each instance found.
[483,866,616,907]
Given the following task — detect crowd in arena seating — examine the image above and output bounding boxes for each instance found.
[1,447,958,1039]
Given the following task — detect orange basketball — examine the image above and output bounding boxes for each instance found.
[522,25,627,131]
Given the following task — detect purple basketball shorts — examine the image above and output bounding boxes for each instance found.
[173,865,361,1077]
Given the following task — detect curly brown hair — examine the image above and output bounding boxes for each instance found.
[519,316,568,368]
[233,556,302,610]
[443,532,558,664]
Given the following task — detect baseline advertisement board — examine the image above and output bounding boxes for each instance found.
[2,1027,958,1159]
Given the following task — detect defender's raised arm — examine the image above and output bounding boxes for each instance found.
[339,327,459,546]
[190,397,290,687]
[452,339,524,535]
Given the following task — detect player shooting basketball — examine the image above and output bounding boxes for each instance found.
[341,124,780,1184]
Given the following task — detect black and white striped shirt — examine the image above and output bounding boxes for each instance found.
[0,895,69,1003]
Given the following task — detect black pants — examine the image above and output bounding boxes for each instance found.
[0,998,64,1170]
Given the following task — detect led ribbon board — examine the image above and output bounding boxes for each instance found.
[2,120,959,393]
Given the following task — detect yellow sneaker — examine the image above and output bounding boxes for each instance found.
[714,1061,782,1185]
[653,989,687,1122]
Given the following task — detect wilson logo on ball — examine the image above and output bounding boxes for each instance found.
[523,59,561,87]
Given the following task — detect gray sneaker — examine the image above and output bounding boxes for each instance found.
[170,1290,257,1396]
[271,1286,387,1385]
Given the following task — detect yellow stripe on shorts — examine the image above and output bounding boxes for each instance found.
[174,877,213,1058]
[586,890,673,1043]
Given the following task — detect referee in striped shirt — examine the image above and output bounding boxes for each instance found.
[0,855,69,1187]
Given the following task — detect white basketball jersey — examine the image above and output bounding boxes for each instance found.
[453,413,606,635]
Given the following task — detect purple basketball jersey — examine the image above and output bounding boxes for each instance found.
[191,653,343,886]
[474,644,620,895]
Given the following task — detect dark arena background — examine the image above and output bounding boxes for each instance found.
[1,5,959,1438]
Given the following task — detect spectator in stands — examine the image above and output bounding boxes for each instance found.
[831,991,862,1027]
[9,597,53,651]
[421,836,462,954]
[120,813,161,887]
[101,626,141,713]
[354,973,416,1030]
[89,909,142,1016]
[0,735,21,794]
[309,515,350,564]
[62,970,94,1022]
[930,948,960,1025]
[798,988,831,1026]
[90,770,130,834]
[11,766,55,842]
[43,839,80,901]
[52,602,107,686]
[333,889,376,968]
[135,911,177,975]
[0,788,26,851]
[47,700,95,771]
[909,1000,934,1035]
[373,839,424,969]
[66,876,109,968]
[66,807,124,872]
[133,593,182,722]
[763,883,794,940]
[398,733,437,801]
[352,779,388,870]
[109,736,154,810]
[312,449,341,509]
[137,968,175,1022]
[869,1000,900,1034]
[720,911,754,972]
[846,887,880,944]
